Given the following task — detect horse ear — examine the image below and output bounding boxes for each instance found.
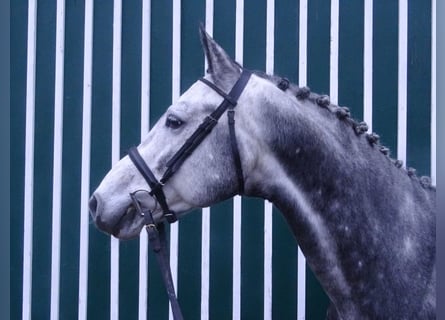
[199,25,241,88]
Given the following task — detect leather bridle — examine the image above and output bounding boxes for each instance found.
[126,70,290,319]
[127,69,253,320]
[127,69,291,319]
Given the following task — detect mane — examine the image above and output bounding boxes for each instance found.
[252,70,435,191]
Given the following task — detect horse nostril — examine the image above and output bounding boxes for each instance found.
[89,194,99,217]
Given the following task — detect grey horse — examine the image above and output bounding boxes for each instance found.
[89,29,436,319]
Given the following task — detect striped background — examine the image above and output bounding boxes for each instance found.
[11,0,435,319]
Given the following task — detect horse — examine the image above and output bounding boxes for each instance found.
[89,27,436,319]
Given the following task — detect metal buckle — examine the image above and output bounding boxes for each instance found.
[145,223,157,230]
[206,115,218,123]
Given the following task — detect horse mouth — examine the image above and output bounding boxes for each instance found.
[110,205,146,240]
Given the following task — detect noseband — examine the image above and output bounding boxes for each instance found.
[128,69,252,225]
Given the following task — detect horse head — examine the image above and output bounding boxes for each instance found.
[89,28,270,239]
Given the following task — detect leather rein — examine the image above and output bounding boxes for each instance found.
[127,69,289,319]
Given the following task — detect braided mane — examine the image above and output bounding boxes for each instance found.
[253,71,435,191]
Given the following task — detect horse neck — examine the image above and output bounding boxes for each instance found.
[242,85,435,316]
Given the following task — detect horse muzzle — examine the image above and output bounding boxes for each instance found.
[89,192,149,239]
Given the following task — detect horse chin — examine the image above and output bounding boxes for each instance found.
[111,207,146,240]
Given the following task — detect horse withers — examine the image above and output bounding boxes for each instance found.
[89,28,436,319]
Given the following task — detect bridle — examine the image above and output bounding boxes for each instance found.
[127,69,290,319]
[127,69,253,320]
[128,69,252,224]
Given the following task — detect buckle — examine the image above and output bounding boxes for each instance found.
[145,223,157,230]
[165,211,178,223]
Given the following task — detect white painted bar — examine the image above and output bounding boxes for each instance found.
[201,205,211,320]
[233,1,244,319]
[22,1,37,319]
[138,1,151,319]
[298,0,308,88]
[170,1,181,319]
[363,0,373,131]
[235,0,244,65]
[111,0,122,319]
[232,195,242,320]
[263,201,273,320]
[265,0,274,76]
[140,0,151,137]
[50,0,65,318]
[431,0,436,185]
[329,0,339,104]
[297,1,307,319]
[397,0,408,164]
[264,1,274,319]
[201,2,213,319]
[78,1,94,319]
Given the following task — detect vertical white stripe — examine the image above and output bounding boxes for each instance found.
[140,0,151,137]
[138,1,151,320]
[297,1,307,319]
[78,1,94,319]
[170,1,181,319]
[205,0,214,36]
[363,0,373,132]
[298,0,308,87]
[235,0,244,65]
[172,0,181,103]
[329,0,339,104]
[397,0,408,164]
[22,1,37,319]
[233,2,244,319]
[431,0,436,185]
[265,0,274,75]
[264,1,274,319]
[50,1,65,318]
[364,0,373,132]
[263,205,273,320]
[201,2,213,319]
[110,240,120,320]
[111,0,122,319]
[201,206,210,320]
[232,196,242,320]
[263,201,273,320]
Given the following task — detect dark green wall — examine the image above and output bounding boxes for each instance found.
[11,1,432,319]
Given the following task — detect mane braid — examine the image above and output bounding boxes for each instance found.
[252,70,435,190]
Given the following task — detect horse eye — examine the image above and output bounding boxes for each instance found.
[165,115,184,129]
